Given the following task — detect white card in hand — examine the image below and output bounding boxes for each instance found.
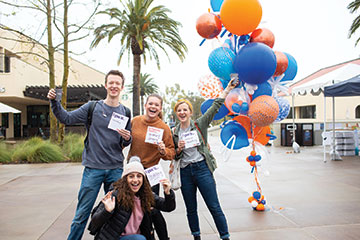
[145,126,164,144]
[144,164,166,187]
[182,130,200,149]
[107,112,129,131]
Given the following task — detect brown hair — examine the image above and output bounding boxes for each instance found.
[113,174,154,213]
[105,70,125,86]
[146,94,163,120]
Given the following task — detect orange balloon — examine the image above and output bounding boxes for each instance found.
[250,28,275,48]
[220,0,262,36]
[248,95,279,127]
[248,196,255,203]
[233,115,251,138]
[273,51,289,76]
[253,126,271,145]
[256,204,265,211]
[196,13,222,39]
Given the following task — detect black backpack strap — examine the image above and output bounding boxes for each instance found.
[84,101,98,146]
[124,105,131,118]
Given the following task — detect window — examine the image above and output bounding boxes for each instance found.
[286,107,295,119]
[356,105,360,118]
[4,55,10,73]
[2,113,9,128]
[0,47,3,73]
[27,105,50,127]
[0,47,11,73]
[299,105,316,119]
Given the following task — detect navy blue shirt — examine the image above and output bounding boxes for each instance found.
[50,100,132,169]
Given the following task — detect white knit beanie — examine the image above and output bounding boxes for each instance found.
[122,156,145,178]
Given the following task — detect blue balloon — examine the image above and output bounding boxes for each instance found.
[254,155,261,161]
[252,81,272,99]
[280,52,297,82]
[233,42,277,85]
[252,191,261,200]
[200,99,229,120]
[232,103,241,113]
[208,47,236,81]
[220,121,249,150]
[211,0,224,12]
[274,97,290,122]
[220,78,230,89]
[240,102,249,114]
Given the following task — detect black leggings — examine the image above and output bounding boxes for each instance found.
[151,184,169,240]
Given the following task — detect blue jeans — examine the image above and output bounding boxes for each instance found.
[119,234,146,240]
[180,160,230,239]
[67,167,123,240]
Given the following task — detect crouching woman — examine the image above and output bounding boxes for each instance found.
[88,156,176,240]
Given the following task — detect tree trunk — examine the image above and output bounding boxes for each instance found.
[140,95,144,115]
[58,0,69,144]
[47,0,57,143]
[132,54,141,116]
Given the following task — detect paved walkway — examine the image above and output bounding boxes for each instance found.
[1,136,360,240]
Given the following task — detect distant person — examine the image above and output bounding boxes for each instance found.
[127,94,175,240]
[47,70,132,240]
[172,79,236,240]
[88,156,176,240]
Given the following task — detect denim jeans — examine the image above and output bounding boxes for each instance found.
[180,160,230,239]
[119,234,146,240]
[151,184,169,240]
[67,167,123,240]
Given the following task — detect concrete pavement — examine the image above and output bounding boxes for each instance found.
[1,135,360,240]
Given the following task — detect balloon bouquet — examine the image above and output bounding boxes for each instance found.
[196,0,297,211]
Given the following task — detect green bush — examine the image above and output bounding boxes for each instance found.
[11,137,64,163]
[62,133,85,162]
[28,143,64,163]
[0,142,12,163]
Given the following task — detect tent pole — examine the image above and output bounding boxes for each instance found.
[323,94,327,162]
[332,96,335,160]
[291,93,300,153]
[292,93,295,142]
[331,96,341,160]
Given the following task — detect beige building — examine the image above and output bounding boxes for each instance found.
[272,59,360,147]
[0,26,131,139]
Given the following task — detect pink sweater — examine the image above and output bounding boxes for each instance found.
[121,197,144,236]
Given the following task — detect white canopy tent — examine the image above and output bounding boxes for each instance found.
[291,63,360,162]
[0,102,21,114]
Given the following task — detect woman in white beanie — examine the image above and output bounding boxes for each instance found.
[88,156,175,240]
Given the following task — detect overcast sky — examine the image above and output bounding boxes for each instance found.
[2,0,359,93]
[81,0,360,93]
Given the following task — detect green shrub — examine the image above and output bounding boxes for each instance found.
[11,137,64,163]
[0,142,12,163]
[27,143,64,163]
[62,133,85,162]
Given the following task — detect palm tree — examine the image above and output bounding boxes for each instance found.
[348,0,360,45]
[126,73,159,114]
[91,0,187,116]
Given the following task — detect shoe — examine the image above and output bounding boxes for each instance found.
[194,236,201,240]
